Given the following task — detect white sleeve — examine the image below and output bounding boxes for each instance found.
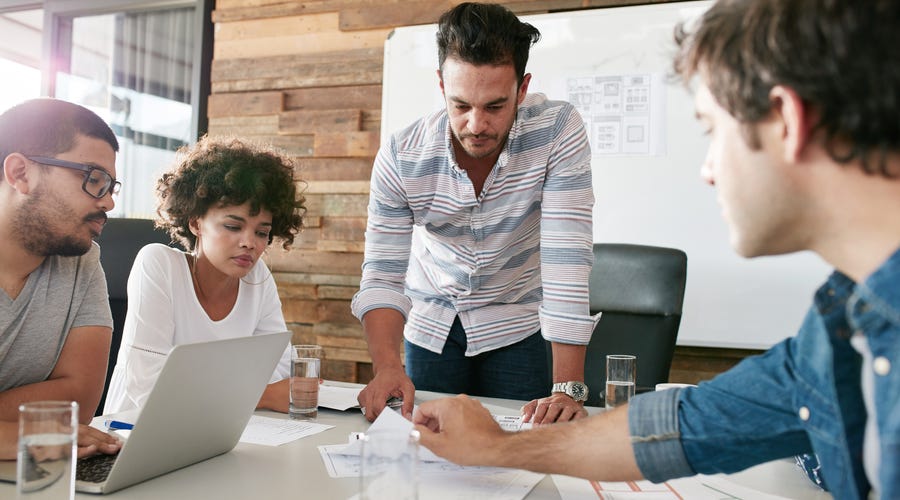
[114,244,179,412]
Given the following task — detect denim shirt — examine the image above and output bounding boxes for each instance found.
[629,246,900,499]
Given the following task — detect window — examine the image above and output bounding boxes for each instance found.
[0,0,213,218]
[0,9,42,112]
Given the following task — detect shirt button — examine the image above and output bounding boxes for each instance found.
[799,406,810,421]
[874,357,891,376]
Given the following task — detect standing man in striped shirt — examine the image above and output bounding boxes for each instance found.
[353,2,596,424]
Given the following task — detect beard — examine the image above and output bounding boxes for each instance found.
[453,130,510,160]
[12,185,106,257]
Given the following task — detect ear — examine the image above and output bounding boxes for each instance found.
[517,73,532,105]
[2,153,34,194]
[188,217,201,236]
[437,69,445,96]
[769,85,811,163]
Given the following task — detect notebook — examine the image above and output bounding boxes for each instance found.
[0,331,291,494]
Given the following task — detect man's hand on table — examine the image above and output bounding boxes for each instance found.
[521,393,588,424]
[413,394,506,466]
[357,366,415,421]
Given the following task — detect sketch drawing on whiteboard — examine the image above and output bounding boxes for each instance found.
[566,73,665,156]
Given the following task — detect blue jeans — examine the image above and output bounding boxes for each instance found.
[405,317,550,401]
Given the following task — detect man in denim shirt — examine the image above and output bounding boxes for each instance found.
[411,1,900,498]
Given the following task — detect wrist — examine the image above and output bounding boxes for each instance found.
[551,381,589,402]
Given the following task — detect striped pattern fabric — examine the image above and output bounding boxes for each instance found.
[351,93,596,355]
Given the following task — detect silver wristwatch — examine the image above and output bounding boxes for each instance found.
[551,381,589,402]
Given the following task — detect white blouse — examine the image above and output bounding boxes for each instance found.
[104,244,291,414]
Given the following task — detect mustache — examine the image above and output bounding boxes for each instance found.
[459,132,498,141]
[85,212,108,225]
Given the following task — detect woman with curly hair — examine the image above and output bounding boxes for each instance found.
[104,136,304,414]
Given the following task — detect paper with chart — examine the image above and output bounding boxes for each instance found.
[551,473,797,499]
[319,409,543,499]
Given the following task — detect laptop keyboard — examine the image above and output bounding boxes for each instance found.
[76,453,118,483]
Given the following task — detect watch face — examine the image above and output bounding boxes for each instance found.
[570,383,587,400]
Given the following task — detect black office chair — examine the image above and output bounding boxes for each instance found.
[94,217,178,415]
[583,243,688,407]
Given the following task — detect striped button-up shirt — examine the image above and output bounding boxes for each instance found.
[351,93,596,355]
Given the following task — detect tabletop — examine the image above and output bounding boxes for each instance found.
[0,382,831,499]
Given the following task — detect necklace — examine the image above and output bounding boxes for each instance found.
[188,253,209,302]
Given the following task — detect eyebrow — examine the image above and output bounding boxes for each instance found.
[448,95,510,107]
[224,214,272,226]
[37,156,116,177]
[64,157,112,174]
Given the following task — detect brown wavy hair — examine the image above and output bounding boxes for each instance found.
[674,0,900,177]
[156,135,304,250]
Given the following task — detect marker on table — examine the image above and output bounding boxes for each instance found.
[105,419,134,430]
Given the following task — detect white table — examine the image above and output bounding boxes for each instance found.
[0,383,831,499]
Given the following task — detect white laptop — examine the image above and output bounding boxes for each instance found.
[0,331,291,494]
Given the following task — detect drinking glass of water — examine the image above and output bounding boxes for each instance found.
[17,401,78,500]
[359,429,419,500]
[605,355,636,409]
[290,345,323,421]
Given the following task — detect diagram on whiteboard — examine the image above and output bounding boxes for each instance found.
[566,73,666,156]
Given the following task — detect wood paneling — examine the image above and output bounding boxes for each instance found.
[211,48,383,92]
[207,91,284,118]
[284,85,381,111]
[669,346,765,385]
[296,158,374,182]
[213,0,753,384]
[279,109,362,135]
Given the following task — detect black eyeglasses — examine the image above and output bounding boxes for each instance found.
[26,156,121,199]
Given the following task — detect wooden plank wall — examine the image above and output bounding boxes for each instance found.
[209,0,758,385]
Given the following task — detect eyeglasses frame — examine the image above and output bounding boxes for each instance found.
[25,155,121,199]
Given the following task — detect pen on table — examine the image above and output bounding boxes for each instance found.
[105,419,134,430]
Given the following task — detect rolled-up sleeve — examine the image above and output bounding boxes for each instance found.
[351,136,414,322]
[538,104,596,345]
[628,388,695,482]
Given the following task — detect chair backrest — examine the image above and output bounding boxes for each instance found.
[94,218,177,415]
[583,243,687,407]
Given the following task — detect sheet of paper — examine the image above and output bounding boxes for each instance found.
[320,444,543,499]
[239,415,333,446]
[552,473,797,500]
[332,406,445,462]
[320,409,544,500]
[416,467,543,500]
[493,414,533,432]
[319,384,362,411]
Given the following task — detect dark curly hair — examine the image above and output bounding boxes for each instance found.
[436,2,541,86]
[156,135,304,250]
[674,0,900,177]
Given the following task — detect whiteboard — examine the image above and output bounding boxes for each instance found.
[381,1,831,349]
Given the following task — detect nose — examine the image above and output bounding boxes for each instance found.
[240,229,256,249]
[467,109,488,136]
[98,190,116,212]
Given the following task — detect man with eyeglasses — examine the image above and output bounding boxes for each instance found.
[0,98,123,459]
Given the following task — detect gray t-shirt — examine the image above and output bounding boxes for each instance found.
[0,242,113,391]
